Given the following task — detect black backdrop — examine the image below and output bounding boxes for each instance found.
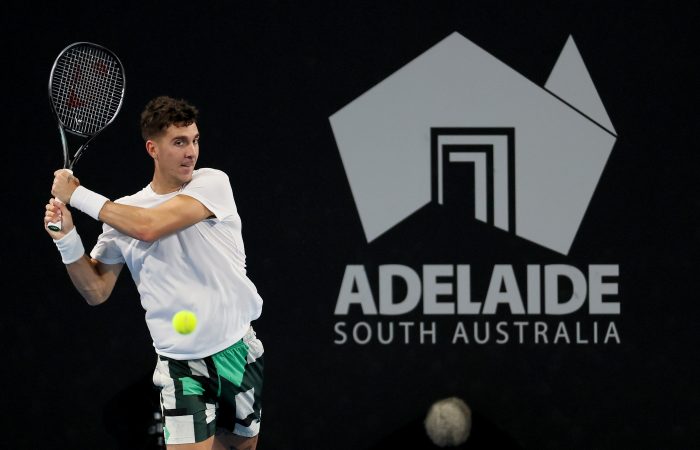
[3,1,698,449]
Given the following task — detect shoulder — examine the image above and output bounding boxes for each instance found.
[181,168,237,218]
[192,168,230,182]
[186,168,232,190]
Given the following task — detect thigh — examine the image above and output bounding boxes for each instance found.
[153,355,219,446]
[211,328,265,438]
[168,435,215,450]
[213,430,259,450]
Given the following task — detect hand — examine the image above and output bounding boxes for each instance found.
[51,169,80,204]
[44,198,75,239]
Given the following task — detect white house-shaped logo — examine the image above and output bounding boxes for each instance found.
[329,32,617,255]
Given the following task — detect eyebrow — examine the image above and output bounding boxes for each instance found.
[171,134,200,142]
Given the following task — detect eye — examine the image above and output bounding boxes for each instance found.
[174,139,184,146]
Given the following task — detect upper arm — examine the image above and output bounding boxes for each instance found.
[141,194,213,241]
[94,259,124,286]
[88,259,124,305]
[66,257,124,306]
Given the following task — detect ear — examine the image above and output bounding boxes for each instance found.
[145,140,157,160]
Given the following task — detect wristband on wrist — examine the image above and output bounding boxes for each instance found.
[70,185,109,221]
[53,227,85,264]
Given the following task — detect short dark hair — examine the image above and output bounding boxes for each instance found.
[140,96,199,140]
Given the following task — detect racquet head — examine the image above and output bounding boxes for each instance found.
[48,41,125,141]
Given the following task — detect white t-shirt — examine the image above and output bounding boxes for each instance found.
[90,168,263,359]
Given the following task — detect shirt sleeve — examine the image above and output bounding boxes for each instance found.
[178,168,238,220]
[90,224,126,264]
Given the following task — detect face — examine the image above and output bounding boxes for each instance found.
[147,122,200,186]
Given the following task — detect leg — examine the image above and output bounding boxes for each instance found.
[167,435,216,450]
[210,328,265,450]
[213,429,259,450]
[152,355,219,448]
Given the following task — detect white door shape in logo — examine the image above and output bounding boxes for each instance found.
[329,32,617,255]
[432,127,515,234]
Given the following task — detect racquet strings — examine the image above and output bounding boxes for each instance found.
[50,44,125,136]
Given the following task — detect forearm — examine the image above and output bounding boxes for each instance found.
[98,201,158,242]
[50,227,121,305]
[66,184,159,241]
[56,174,175,241]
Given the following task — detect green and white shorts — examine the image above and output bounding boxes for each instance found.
[152,327,264,445]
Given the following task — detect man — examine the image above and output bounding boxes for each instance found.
[44,96,264,450]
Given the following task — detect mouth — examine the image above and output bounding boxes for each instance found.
[178,164,195,177]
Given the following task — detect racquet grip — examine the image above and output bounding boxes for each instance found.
[47,169,73,232]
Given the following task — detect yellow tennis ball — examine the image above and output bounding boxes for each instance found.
[172,310,197,335]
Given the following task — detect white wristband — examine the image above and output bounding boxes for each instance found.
[53,227,86,264]
[70,185,109,221]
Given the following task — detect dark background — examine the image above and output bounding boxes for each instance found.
[3,1,698,449]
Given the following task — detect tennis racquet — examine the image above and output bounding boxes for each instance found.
[47,42,126,231]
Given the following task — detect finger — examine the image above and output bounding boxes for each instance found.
[49,203,62,214]
[47,199,64,214]
[50,195,63,206]
[45,211,58,222]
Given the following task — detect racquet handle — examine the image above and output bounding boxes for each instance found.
[47,169,73,232]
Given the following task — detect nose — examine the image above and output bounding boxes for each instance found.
[184,142,197,157]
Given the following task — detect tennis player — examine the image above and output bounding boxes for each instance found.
[44,96,264,450]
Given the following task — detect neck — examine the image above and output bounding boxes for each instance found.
[150,173,186,195]
[150,181,184,195]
